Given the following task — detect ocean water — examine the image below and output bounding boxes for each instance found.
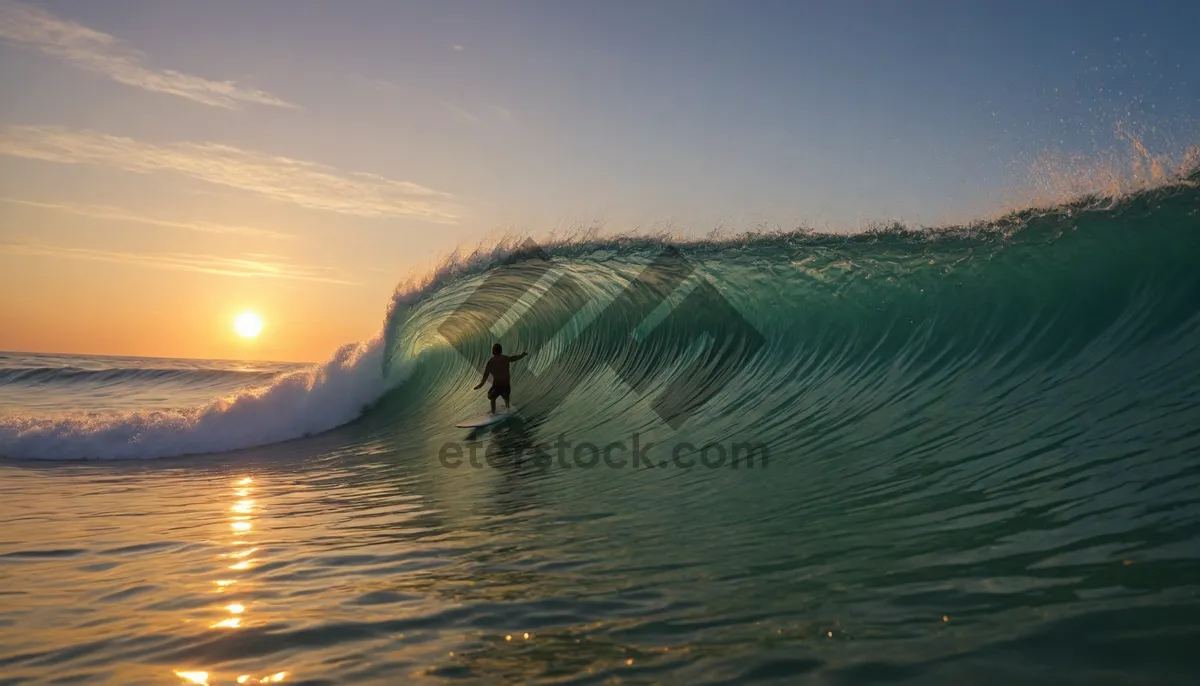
[2,179,1200,685]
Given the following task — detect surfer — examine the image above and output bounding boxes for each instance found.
[473,343,528,414]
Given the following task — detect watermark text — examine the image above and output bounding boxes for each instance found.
[437,433,769,471]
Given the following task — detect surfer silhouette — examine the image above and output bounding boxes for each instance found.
[474,343,528,414]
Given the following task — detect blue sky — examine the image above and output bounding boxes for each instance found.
[0,0,1197,359]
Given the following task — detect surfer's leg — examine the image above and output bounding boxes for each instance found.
[487,386,498,414]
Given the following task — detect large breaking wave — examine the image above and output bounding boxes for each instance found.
[2,162,1198,461]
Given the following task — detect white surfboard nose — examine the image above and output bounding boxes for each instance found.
[454,407,516,429]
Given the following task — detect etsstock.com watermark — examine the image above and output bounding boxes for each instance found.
[437,433,769,471]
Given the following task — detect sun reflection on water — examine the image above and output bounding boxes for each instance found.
[211,480,259,626]
[210,617,242,629]
[237,673,287,684]
[179,474,288,684]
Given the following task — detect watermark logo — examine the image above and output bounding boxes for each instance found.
[438,433,770,471]
[437,239,765,428]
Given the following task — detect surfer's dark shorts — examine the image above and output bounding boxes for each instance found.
[487,383,510,400]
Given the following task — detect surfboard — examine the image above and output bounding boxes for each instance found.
[454,408,515,429]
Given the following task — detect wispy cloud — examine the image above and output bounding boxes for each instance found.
[350,73,399,94]
[486,105,513,122]
[453,45,465,52]
[0,125,460,222]
[350,73,511,127]
[0,0,292,109]
[447,102,512,126]
[431,96,511,127]
[443,101,481,126]
[0,240,356,285]
[1,197,291,239]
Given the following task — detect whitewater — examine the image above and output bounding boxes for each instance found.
[1,166,1199,684]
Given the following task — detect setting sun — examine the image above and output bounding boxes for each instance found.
[234,312,263,338]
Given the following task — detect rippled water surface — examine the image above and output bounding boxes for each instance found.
[3,399,1200,686]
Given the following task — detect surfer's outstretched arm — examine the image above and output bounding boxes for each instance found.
[473,362,492,390]
[509,353,528,362]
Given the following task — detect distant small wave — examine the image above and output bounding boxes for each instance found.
[0,365,280,386]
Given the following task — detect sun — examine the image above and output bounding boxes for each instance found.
[234,312,263,338]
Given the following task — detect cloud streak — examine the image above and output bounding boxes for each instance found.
[0,125,460,222]
[1,197,291,239]
[350,74,511,128]
[0,241,356,285]
[443,101,481,126]
[0,0,292,109]
[487,105,513,122]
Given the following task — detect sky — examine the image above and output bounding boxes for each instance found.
[0,0,1197,362]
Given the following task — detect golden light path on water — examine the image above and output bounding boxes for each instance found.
[174,476,289,685]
